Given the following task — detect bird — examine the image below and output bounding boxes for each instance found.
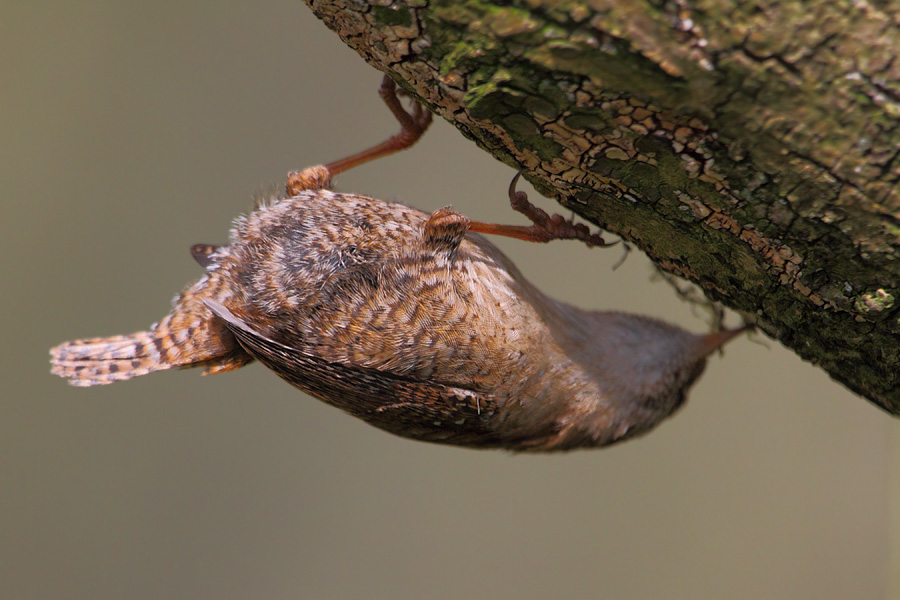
[50,75,747,451]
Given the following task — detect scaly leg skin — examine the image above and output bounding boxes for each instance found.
[285,75,433,196]
[468,171,617,248]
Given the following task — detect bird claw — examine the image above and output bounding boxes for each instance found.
[507,171,617,248]
[468,171,619,248]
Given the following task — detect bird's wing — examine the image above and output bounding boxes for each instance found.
[204,299,499,446]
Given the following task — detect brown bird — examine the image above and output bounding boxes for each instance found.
[50,76,747,451]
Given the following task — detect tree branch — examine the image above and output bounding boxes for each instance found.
[305,0,900,415]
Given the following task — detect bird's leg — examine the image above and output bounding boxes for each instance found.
[284,76,431,196]
[324,75,433,176]
[284,165,333,196]
[468,171,617,248]
[285,75,433,196]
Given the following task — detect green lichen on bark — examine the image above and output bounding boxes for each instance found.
[305,0,900,415]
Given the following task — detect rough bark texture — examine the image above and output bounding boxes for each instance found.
[305,0,900,415]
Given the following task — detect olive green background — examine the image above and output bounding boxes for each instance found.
[3,2,898,599]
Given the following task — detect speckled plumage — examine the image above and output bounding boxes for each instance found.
[50,164,744,451]
[51,75,746,451]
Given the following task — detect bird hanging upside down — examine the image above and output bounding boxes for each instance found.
[50,75,747,451]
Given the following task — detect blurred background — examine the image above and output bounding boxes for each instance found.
[3,2,898,599]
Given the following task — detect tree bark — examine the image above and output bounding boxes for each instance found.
[305,0,900,415]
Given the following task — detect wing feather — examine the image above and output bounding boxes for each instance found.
[204,299,499,446]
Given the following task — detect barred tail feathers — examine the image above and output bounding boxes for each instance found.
[50,331,178,386]
[50,276,252,387]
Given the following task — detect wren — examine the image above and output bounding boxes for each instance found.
[50,75,747,451]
